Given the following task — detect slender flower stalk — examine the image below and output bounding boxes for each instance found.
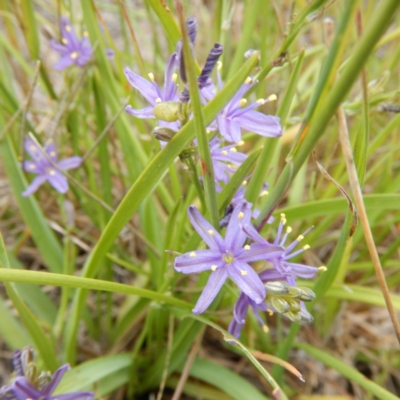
[50,17,92,70]
[22,137,82,196]
[174,200,283,314]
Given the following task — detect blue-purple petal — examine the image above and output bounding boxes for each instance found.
[41,364,70,396]
[47,170,69,193]
[187,205,225,251]
[237,243,284,263]
[57,156,82,170]
[11,377,41,399]
[22,175,47,196]
[174,250,223,274]
[192,267,228,314]
[225,200,252,252]
[124,67,158,105]
[125,105,155,119]
[229,261,266,304]
[284,262,318,279]
[52,392,95,400]
[54,55,76,71]
[217,115,242,143]
[236,111,282,137]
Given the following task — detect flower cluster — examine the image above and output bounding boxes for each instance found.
[0,347,94,400]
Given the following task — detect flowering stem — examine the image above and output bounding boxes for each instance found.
[186,156,207,212]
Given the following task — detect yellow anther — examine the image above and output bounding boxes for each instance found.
[297,235,304,241]
[65,25,72,32]
[242,180,247,186]
[263,325,270,333]
[240,270,247,276]
[189,252,197,257]
[172,73,178,82]
[50,151,56,157]
[268,94,277,102]
[280,213,286,224]
[238,212,244,220]
[319,266,327,272]
[221,150,228,155]
[237,140,245,146]
[286,226,292,233]
[61,38,68,44]
[267,310,274,316]
[303,244,310,250]
[83,31,89,37]
[256,98,265,105]
[148,72,155,81]
[211,265,218,271]
[70,52,78,59]
[29,164,35,170]
[260,190,269,196]
[229,147,237,152]
[155,97,162,103]
[245,76,252,84]
[49,169,56,176]
[30,145,37,151]
[217,61,222,71]
[244,245,251,250]
[206,130,211,134]
[239,98,247,106]
[208,229,215,236]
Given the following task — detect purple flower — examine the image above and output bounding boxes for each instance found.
[210,137,247,192]
[50,17,92,70]
[174,201,283,314]
[202,69,282,143]
[125,53,180,132]
[244,213,321,286]
[22,137,81,196]
[11,364,94,400]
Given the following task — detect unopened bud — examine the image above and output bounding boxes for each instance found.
[270,297,290,313]
[152,126,177,142]
[265,281,289,295]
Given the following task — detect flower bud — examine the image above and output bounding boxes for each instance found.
[153,101,181,122]
[152,126,177,142]
[269,297,290,313]
[265,281,289,295]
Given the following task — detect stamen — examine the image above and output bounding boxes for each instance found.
[172,73,178,82]
[263,325,269,333]
[61,38,68,44]
[237,140,245,146]
[245,76,252,84]
[49,151,56,157]
[49,170,56,176]
[267,310,274,316]
[268,94,277,102]
[239,98,247,107]
[244,245,251,250]
[65,25,72,32]
[240,270,247,276]
[238,212,244,220]
[211,265,218,271]
[280,213,286,225]
[155,97,162,103]
[229,148,237,152]
[260,190,269,196]
[29,164,35,170]
[221,150,228,155]
[319,266,327,271]
[206,130,211,134]
[189,252,196,257]
[256,98,265,105]
[70,52,78,59]
[208,229,215,236]
[217,61,222,71]
[242,180,247,186]
[297,235,304,241]
[30,145,37,151]
[83,31,89,37]
[286,226,292,233]
[148,72,155,81]
[303,244,310,250]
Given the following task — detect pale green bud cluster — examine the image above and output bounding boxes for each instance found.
[265,281,315,324]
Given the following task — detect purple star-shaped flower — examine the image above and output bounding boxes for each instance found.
[243,213,320,286]
[210,137,247,192]
[50,17,92,70]
[22,137,82,196]
[11,364,94,400]
[174,200,283,314]
[202,70,282,143]
[125,53,180,132]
